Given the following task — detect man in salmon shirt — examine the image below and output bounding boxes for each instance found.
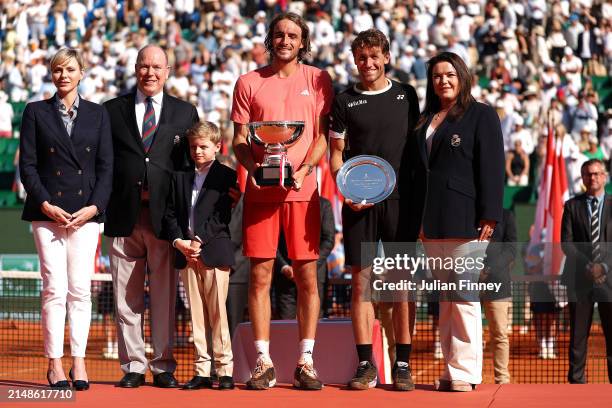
[231,12,333,391]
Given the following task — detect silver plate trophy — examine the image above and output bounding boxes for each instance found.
[336,155,396,204]
[248,121,305,187]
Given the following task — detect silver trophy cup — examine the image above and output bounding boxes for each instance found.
[248,121,305,187]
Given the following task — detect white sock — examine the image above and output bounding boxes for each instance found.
[106,340,113,350]
[299,339,315,364]
[254,340,271,362]
[546,338,554,351]
[540,338,547,350]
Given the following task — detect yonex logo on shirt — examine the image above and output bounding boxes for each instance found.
[397,95,405,100]
[300,89,310,96]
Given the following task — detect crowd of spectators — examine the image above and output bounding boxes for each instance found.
[0,0,611,193]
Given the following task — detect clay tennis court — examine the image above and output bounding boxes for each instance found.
[1,320,609,384]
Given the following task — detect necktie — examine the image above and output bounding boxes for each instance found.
[142,97,156,152]
[591,198,601,262]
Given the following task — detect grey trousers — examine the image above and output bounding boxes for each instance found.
[109,208,177,375]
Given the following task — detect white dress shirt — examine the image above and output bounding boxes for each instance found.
[135,89,163,137]
[188,161,214,240]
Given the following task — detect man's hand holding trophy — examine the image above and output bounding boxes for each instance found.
[247,121,305,189]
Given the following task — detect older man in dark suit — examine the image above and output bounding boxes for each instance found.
[103,44,199,388]
[561,158,612,384]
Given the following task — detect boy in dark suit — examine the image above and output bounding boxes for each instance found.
[163,121,237,390]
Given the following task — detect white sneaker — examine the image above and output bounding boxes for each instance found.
[538,347,547,359]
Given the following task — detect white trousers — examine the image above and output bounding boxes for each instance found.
[422,238,486,384]
[33,221,99,358]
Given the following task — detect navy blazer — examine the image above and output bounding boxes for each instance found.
[103,92,199,239]
[19,96,113,222]
[163,160,237,269]
[408,102,505,239]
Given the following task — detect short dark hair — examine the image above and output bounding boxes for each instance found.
[351,29,390,55]
[419,52,474,126]
[581,159,606,173]
[264,12,311,62]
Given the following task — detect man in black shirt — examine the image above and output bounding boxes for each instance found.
[329,29,419,391]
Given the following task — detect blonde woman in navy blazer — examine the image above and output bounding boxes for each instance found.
[19,48,113,390]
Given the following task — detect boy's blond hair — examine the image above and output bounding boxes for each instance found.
[186,121,221,144]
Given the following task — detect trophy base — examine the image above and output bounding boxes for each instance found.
[255,165,294,187]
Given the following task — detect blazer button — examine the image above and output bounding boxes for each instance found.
[145,158,150,162]
[56,171,61,176]
[57,191,62,197]
[78,170,82,175]
[86,147,91,152]
[50,148,55,153]
[78,190,83,196]
[137,181,142,186]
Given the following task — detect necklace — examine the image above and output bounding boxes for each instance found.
[434,108,450,121]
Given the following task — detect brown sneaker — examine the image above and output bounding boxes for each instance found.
[392,362,415,391]
[293,362,323,390]
[246,358,276,390]
[348,361,377,390]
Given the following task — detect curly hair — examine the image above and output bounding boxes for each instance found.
[264,12,311,62]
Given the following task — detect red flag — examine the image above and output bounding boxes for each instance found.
[530,119,569,275]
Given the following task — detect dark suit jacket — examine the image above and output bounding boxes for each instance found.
[274,196,335,282]
[407,102,505,239]
[561,194,612,300]
[163,160,237,269]
[481,209,516,300]
[19,96,113,222]
[103,92,198,238]
[229,197,249,284]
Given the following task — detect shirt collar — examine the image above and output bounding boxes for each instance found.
[587,192,605,203]
[353,78,392,95]
[195,160,214,176]
[55,93,80,111]
[136,89,163,105]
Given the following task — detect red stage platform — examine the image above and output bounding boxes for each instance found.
[1,382,610,408]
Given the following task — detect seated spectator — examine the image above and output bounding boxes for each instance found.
[508,116,534,155]
[506,139,530,186]
[0,91,13,137]
[582,135,607,161]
